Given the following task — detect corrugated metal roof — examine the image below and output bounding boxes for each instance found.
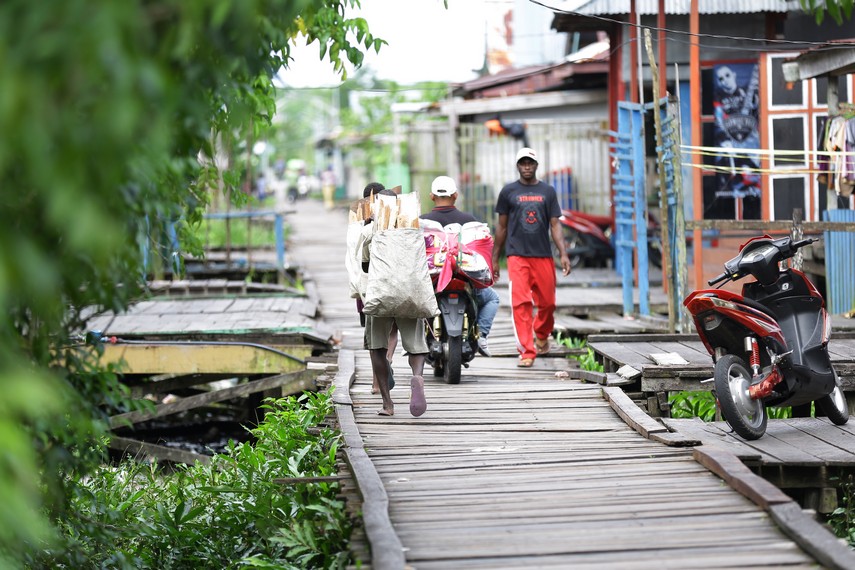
[546,0,801,16]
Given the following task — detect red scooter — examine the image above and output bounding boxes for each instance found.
[684,235,848,440]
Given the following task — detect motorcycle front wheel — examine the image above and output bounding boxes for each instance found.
[560,228,584,268]
[444,336,462,384]
[714,354,767,440]
[817,370,849,425]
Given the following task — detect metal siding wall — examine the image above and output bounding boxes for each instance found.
[457,119,612,226]
[823,209,855,315]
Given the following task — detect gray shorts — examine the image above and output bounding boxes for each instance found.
[364,315,428,354]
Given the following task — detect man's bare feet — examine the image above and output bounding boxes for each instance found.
[378,403,394,416]
[409,376,427,417]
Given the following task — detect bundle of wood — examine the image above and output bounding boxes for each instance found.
[348,186,420,230]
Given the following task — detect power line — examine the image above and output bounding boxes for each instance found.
[531,0,855,49]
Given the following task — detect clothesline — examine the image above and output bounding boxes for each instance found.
[681,145,855,158]
[684,162,816,175]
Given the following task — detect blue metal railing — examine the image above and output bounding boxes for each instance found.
[203,210,286,274]
[613,102,649,316]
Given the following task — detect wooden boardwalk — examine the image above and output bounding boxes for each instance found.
[288,199,855,569]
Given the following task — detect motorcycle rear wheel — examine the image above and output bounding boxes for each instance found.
[817,370,849,425]
[714,354,767,440]
[444,336,462,384]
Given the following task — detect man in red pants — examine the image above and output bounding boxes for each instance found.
[492,148,571,367]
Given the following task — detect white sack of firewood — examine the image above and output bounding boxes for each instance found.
[362,227,439,319]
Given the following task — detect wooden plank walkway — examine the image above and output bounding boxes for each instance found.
[341,353,827,569]
[288,199,854,569]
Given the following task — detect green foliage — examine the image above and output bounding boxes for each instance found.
[29,393,352,569]
[768,405,793,420]
[0,0,380,565]
[800,0,854,24]
[669,391,717,421]
[828,474,855,546]
[556,335,604,372]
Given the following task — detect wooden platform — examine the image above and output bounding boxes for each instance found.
[663,417,855,468]
[588,333,855,393]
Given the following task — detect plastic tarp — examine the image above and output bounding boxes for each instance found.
[422,220,494,292]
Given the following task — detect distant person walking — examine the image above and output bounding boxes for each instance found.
[321,165,336,210]
[492,148,571,367]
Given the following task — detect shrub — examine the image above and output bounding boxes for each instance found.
[29,392,352,569]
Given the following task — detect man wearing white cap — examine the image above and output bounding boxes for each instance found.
[492,148,571,367]
[421,175,500,356]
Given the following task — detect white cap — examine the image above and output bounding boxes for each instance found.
[431,176,458,196]
[515,147,538,163]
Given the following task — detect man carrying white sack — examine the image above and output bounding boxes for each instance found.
[358,189,431,417]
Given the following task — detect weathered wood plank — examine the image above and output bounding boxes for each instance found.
[109,435,211,465]
[661,418,764,461]
[109,369,315,427]
[601,386,668,437]
[335,350,405,570]
[769,501,855,570]
[693,447,793,509]
[89,342,307,375]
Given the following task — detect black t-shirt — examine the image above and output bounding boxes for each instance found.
[420,206,478,226]
[495,180,561,258]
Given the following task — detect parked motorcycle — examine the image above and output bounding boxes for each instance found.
[426,275,479,384]
[558,208,663,269]
[683,235,848,440]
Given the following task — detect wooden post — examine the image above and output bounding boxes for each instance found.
[644,29,675,332]
[658,0,667,97]
[690,0,702,291]
[629,0,639,103]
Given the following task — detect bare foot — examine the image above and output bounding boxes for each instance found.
[378,404,394,416]
[409,376,427,417]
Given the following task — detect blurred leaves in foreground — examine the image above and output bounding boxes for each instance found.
[0,0,379,565]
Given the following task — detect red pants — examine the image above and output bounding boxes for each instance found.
[507,256,557,360]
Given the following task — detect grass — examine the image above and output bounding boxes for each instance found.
[199,217,282,249]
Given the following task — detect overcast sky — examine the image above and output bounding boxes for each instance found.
[278,0,511,87]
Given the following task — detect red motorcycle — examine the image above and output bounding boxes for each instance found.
[684,235,848,440]
[558,208,663,269]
